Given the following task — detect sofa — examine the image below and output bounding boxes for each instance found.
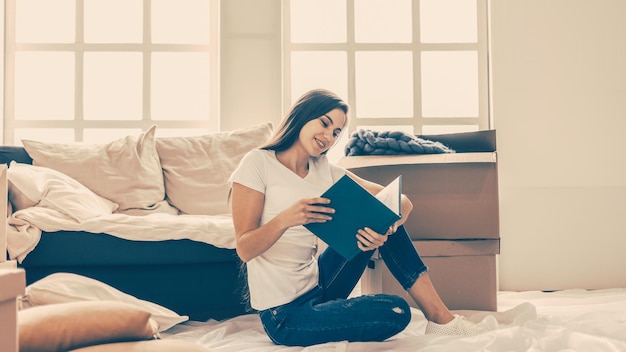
[1,122,274,322]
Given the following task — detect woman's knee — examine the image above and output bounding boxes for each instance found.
[373,294,412,339]
[372,294,412,326]
[391,295,411,319]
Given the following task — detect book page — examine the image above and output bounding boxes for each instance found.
[374,175,402,216]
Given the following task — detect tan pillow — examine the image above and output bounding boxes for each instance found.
[68,340,211,352]
[19,301,159,352]
[22,126,164,211]
[156,122,273,215]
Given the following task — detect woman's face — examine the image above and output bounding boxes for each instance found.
[299,108,347,157]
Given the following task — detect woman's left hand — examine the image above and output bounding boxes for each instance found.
[356,227,388,252]
[387,223,398,235]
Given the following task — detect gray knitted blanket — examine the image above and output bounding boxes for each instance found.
[344,129,455,156]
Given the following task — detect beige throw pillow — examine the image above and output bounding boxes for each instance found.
[22,126,164,211]
[19,301,159,352]
[156,122,273,215]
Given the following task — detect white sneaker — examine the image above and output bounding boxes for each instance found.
[425,314,497,336]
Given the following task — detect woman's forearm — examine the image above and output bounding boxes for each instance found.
[236,215,290,262]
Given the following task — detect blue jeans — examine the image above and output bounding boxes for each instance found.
[259,226,428,346]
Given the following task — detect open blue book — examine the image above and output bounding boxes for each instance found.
[304,174,402,260]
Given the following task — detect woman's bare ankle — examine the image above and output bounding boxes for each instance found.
[427,309,455,324]
[408,273,456,324]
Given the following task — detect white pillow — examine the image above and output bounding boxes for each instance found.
[21,273,189,332]
[155,122,273,215]
[22,126,164,212]
[7,161,118,221]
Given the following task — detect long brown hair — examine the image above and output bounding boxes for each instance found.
[261,88,349,154]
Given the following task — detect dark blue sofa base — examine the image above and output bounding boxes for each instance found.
[19,231,249,321]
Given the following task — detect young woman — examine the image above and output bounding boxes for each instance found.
[229,88,495,347]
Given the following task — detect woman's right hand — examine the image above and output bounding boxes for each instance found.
[280,197,335,227]
[232,186,334,262]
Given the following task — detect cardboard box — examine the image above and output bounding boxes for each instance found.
[339,130,500,310]
[0,269,26,352]
[338,130,499,240]
[361,239,500,311]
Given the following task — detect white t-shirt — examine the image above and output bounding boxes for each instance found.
[228,149,346,310]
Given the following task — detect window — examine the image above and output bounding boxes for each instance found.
[284,0,490,161]
[3,0,219,145]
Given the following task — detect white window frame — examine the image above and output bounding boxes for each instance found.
[282,0,490,136]
[2,0,220,145]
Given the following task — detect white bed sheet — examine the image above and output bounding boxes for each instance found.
[7,207,236,262]
[161,288,626,351]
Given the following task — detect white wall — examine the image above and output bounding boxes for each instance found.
[219,0,283,131]
[491,0,626,290]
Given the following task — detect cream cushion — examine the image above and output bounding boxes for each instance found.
[22,126,164,212]
[7,161,118,220]
[19,301,159,352]
[156,122,273,215]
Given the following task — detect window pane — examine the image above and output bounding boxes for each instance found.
[83,128,143,143]
[355,51,413,118]
[290,51,348,104]
[84,0,142,43]
[421,51,478,117]
[290,0,346,43]
[421,125,479,135]
[420,0,477,43]
[355,0,412,43]
[14,128,74,144]
[151,52,210,121]
[83,52,143,120]
[14,52,74,120]
[15,0,75,43]
[152,0,210,44]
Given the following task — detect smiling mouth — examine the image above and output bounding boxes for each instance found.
[315,138,326,149]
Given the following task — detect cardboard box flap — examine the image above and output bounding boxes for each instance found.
[419,130,496,153]
[338,152,496,169]
[0,269,25,301]
[413,239,500,257]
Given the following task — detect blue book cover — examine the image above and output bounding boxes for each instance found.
[305,174,402,260]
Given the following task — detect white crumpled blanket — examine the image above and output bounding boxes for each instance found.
[162,289,626,351]
[7,207,237,262]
